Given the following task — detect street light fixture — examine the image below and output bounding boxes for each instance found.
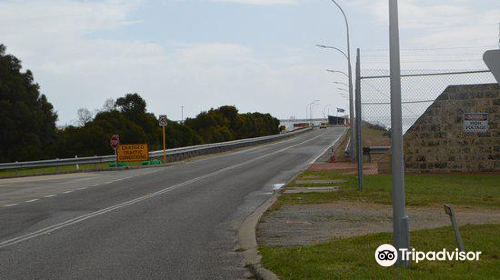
[316,44,348,59]
[325,0,355,162]
[326,69,349,78]
[333,81,349,87]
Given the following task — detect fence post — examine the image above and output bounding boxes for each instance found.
[355,48,364,192]
[75,155,79,170]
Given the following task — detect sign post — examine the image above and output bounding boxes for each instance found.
[110,134,120,167]
[159,115,168,164]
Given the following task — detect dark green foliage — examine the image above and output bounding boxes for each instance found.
[185,106,279,144]
[0,44,58,162]
[0,45,280,162]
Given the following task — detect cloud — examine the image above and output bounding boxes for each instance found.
[0,0,338,124]
[351,0,499,47]
[211,0,298,5]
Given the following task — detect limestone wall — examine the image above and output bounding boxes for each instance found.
[380,83,499,173]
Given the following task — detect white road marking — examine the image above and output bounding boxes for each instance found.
[45,195,56,198]
[272,183,286,190]
[63,191,73,194]
[309,130,346,164]
[77,187,87,190]
[0,131,330,249]
[25,199,39,203]
[3,204,18,207]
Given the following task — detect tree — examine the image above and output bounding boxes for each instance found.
[0,44,58,162]
[102,98,115,112]
[77,108,93,126]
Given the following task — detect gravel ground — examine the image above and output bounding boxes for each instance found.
[257,201,500,247]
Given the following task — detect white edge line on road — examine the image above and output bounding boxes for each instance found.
[63,191,73,194]
[0,130,330,249]
[45,195,56,198]
[25,199,39,203]
[309,129,347,164]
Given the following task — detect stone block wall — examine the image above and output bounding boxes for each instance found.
[379,83,499,173]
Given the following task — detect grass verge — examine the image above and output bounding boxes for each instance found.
[283,171,500,209]
[0,161,147,178]
[260,224,500,280]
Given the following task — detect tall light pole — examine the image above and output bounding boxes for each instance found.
[323,104,332,118]
[307,100,320,124]
[310,102,320,123]
[325,0,355,162]
[389,0,410,267]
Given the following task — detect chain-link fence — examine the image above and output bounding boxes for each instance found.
[359,69,496,150]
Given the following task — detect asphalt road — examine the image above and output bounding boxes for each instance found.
[0,127,346,280]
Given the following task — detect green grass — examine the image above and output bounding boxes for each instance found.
[260,224,500,280]
[0,161,147,178]
[282,171,500,209]
[334,125,390,163]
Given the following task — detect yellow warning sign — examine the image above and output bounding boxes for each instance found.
[117,144,149,162]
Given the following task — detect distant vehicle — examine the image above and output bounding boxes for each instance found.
[320,123,327,129]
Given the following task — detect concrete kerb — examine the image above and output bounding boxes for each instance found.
[237,128,348,280]
[238,191,281,280]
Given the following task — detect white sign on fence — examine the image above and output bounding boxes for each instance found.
[484,50,500,84]
[463,113,488,133]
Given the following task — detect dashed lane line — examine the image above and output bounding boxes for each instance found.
[3,204,18,207]
[0,131,329,249]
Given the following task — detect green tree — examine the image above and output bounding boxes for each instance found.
[0,44,58,162]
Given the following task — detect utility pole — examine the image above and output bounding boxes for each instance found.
[389,0,410,267]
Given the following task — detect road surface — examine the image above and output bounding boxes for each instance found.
[0,127,346,280]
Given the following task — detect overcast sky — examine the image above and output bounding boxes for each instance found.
[1,0,498,124]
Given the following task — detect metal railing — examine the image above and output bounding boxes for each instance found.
[0,128,312,171]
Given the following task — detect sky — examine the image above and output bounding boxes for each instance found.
[0,0,498,125]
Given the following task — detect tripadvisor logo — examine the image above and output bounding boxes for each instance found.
[375,244,398,267]
[375,244,481,267]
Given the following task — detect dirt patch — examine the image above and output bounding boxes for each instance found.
[257,201,500,247]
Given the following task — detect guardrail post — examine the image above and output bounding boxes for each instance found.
[75,155,79,170]
[55,158,59,173]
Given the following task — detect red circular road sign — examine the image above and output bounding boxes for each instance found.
[110,135,120,149]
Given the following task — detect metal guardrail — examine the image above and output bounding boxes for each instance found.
[363,146,390,163]
[0,128,312,171]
